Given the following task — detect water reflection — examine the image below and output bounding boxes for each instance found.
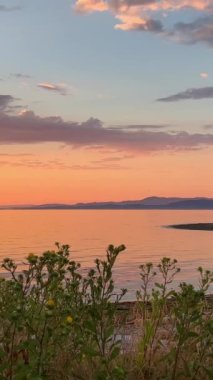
[0,210,212,299]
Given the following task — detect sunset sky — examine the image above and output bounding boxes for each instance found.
[1,0,213,205]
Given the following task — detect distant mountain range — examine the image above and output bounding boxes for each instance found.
[1,197,213,210]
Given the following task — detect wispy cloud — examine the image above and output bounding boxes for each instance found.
[11,73,32,79]
[75,0,108,12]
[157,87,213,102]
[169,16,213,47]
[0,153,33,157]
[203,124,213,130]
[110,124,167,130]
[75,0,212,14]
[1,100,213,153]
[0,157,127,171]
[66,163,128,170]
[92,154,134,163]
[200,72,208,79]
[0,95,16,111]
[0,4,22,12]
[38,82,69,96]
[74,0,213,47]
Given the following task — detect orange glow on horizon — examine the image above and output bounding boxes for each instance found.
[0,143,213,205]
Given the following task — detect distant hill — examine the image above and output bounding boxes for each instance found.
[137,196,183,206]
[167,198,213,209]
[1,197,213,210]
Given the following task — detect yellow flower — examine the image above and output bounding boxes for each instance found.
[66,315,73,324]
[46,299,55,308]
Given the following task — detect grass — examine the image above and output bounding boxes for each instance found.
[0,243,212,380]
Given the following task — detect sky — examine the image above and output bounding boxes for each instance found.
[0,0,213,205]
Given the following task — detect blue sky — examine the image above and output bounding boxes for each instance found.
[1,0,213,127]
[1,0,213,204]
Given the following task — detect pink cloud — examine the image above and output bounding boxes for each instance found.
[200,72,209,78]
[75,0,108,12]
[1,101,213,153]
[74,0,213,46]
[38,82,69,96]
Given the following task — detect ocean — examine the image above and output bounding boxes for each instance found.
[0,210,212,299]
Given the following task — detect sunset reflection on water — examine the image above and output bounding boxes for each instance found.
[0,210,212,299]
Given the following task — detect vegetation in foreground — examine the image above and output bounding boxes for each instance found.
[0,244,212,380]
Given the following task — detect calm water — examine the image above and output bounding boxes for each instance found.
[0,210,212,299]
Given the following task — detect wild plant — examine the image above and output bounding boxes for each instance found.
[0,243,127,380]
[164,267,213,380]
[0,245,212,380]
[135,258,180,378]
[80,244,127,380]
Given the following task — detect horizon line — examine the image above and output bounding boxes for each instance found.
[0,196,213,208]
